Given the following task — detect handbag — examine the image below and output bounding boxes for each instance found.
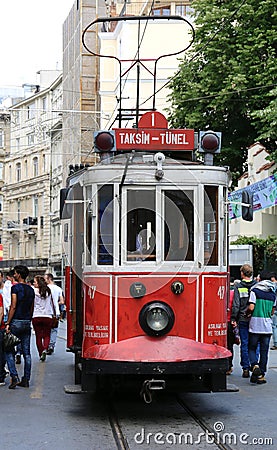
[3,331,21,352]
[50,295,59,329]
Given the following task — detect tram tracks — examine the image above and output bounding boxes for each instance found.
[176,395,235,450]
[108,393,236,450]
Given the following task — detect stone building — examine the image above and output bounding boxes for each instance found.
[1,71,63,275]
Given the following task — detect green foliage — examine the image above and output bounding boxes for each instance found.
[168,0,277,179]
[231,235,277,274]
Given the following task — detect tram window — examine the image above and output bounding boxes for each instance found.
[204,186,218,265]
[164,190,194,261]
[127,190,156,261]
[98,185,114,265]
[85,186,92,265]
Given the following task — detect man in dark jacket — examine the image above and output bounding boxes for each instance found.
[231,264,256,378]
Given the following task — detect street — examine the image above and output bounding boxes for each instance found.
[1,322,277,450]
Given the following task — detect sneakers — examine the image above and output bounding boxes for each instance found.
[226,368,233,375]
[46,346,54,355]
[242,369,250,378]
[257,375,267,384]
[40,350,47,362]
[8,376,20,389]
[0,379,5,386]
[250,365,261,383]
[270,346,277,350]
[17,377,29,388]
[15,354,21,364]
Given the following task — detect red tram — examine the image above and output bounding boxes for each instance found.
[60,15,249,401]
[61,109,235,400]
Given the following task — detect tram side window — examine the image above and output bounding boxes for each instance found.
[204,186,218,265]
[127,190,156,261]
[98,185,114,265]
[164,190,194,261]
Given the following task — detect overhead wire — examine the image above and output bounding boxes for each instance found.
[139,0,248,106]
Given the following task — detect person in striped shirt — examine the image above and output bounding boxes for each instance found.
[246,270,277,384]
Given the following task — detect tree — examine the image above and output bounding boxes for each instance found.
[168,0,276,179]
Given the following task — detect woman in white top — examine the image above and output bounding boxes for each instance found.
[32,276,55,361]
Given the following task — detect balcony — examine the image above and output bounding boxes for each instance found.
[7,220,20,230]
[23,217,38,226]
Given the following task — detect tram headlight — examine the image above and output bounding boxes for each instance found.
[139,302,175,337]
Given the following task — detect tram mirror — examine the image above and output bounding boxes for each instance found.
[60,187,72,219]
[241,190,253,222]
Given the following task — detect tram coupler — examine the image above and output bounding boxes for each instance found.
[140,379,166,404]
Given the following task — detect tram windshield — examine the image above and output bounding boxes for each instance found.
[164,190,194,261]
[127,190,156,261]
[91,183,219,267]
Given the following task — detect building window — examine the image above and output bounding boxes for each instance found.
[16,163,21,182]
[27,102,36,119]
[27,133,35,146]
[14,110,20,126]
[42,97,47,112]
[25,160,28,178]
[16,137,20,151]
[33,195,38,217]
[33,157,38,177]
[0,195,3,212]
[17,200,21,222]
[0,163,3,180]
[9,165,12,183]
[42,154,46,172]
[152,6,171,15]
[0,130,4,147]
[176,5,194,17]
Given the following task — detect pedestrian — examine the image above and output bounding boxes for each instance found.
[0,291,6,386]
[231,264,257,378]
[226,278,240,375]
[246,270,277,384]
[44,273,63,354]
[5,265,35,389]
[32,276,53,362]
[269,272,277,350]
[2,269,16,322]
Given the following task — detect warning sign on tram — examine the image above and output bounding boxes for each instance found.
[114,111,195,151]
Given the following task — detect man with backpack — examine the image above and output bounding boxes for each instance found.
[231,264,256,378]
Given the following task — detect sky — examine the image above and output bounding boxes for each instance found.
[0,0,74,88]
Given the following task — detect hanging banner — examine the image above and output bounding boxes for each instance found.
[228,173,277,220]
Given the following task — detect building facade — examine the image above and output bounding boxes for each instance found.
[0,110,11,261]
[1,72,63,275]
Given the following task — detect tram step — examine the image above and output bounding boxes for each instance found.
[226,383,239,392]
[64,384,84,394]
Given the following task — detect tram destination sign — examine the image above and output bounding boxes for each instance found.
[114,128,195,151]
[114,111,195,152]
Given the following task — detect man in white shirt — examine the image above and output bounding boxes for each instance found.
[2,269,15,322]
[44,273,64,354]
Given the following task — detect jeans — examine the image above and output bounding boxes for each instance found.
[271,312,277,346]
[49,323,59,349]
[0,329,6,381]
[5,319,32,381]
[32,317,52,356]
[238,321,251,370]
[249,333,271,375]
